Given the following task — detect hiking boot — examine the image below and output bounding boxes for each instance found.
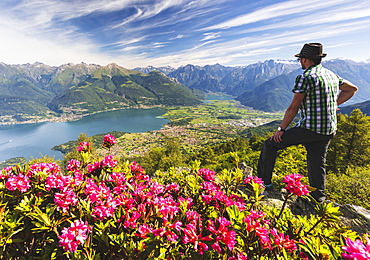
[260,183,273,197]
[264,183,274,191]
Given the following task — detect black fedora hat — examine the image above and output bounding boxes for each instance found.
[295,43,327,59]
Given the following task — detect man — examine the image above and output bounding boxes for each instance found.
[257,43,358,202]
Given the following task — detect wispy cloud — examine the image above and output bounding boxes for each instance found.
[201,32,221,41]
[236,1,370,35]
[169,34,186,40]
[202,0,349,30]
[145,15,370,67]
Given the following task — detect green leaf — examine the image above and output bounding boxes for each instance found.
[28,206,51,226]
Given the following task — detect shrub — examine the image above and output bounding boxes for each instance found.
[0,135,367,259]
[326,166,370,210]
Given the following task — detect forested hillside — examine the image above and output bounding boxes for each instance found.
[0,62,201,123]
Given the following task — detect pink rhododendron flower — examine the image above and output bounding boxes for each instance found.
[201,181,221,193]
[282,173,310,196]
[85,182,111,203]
[101,155,118,168]
[243,175,264,186]
[87,156,118,173]
[77,142,91,152]
[69,172,85,188]
[58,220,92,252]
[183,223,212,255]
[152,220,183,242]
[1,166,13,179]
[179,196,194,206]
[84,178,98,193]
[243,210,270,232]
[129,161,146,176]
[218,192,246,210]
[92,197,118,220]
[201,182,245,210]
[186,210,202,225]
[201,194,213,205]
[87,161,101,173]
[255,227,272,250]
[45,172,68,191]
[270,228,297,253]
[54,190,78,213]
[149,181,165,195]
[115,193,135,209]
[152,227,166,237]
[5,174,31,193]
[198,168,216,181]
[164,229,180,242]
[165,182,180,192]
[136,224,154,239]
[169,221,182,232]
[160,205,180,222]
[201,181,223,207]
[122,211,141,228]
[67,159,81,172]
[299,252,309,260]
[228,194,247,210]
[207,217,237,252]
[108,172,126,185]
[45,172,81,191]
[102,134,116,148]
[27,162,61,177]
[342,236,370,260]
[211,241,223,254]
[108,172,127,194]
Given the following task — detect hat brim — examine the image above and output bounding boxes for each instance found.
[295,53,327,58]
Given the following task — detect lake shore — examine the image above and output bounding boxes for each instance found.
[0,105,165,126]
[0,107,171,163]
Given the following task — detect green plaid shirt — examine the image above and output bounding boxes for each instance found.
[292,64,344,135]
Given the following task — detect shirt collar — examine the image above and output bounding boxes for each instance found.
[305,64,321,72]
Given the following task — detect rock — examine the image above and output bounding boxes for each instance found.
[263,189,370,235]
[339,204,370,235]
[238,162,253,177]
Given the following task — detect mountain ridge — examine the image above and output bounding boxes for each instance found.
[1,58,369,123]
[135,58,370,112]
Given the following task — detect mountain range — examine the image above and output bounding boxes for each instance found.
[1,58,369,123]
[134,59,370,114]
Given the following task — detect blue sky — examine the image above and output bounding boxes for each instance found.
[0,0,369,68]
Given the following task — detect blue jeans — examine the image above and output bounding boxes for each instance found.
[257,127,334,202]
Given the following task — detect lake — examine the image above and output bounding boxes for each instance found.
[0,108,170,162]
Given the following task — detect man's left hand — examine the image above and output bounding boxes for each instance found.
[270,131,284,143]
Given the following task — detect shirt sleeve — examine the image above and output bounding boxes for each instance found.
[337,74,344,85]
[292,74,310,94]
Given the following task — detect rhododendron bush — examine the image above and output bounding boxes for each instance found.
[0,135,368,259]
